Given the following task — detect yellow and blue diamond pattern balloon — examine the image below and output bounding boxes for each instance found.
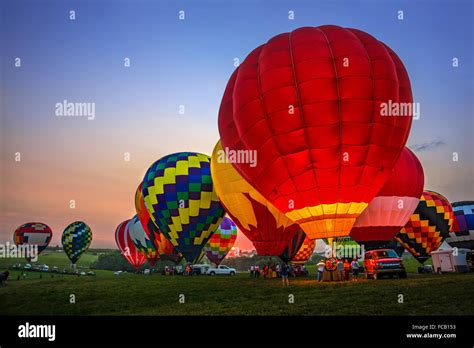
[142,152,225,263]
[61,221,93,264]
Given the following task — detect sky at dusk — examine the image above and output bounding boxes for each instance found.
[1,0,473,249]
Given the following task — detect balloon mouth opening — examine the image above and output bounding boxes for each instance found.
[299,218,357,240]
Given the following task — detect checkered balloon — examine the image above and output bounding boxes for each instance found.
[13,222,53,257]
[446,201,474,250]
[61,221,93,264]
[135,182,180,264]
[396,190,454,263]
[291,235,316,265]
[203,217,237,266]
[141,152,225,263]
[279,230,306,264]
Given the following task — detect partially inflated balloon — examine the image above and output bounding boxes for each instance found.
[211,141,301,255]
[291,235,316,265]
[446,201,474,250]
[396,191,454,263]
[115,219,147,270]
[128,215,157,264]
[62,221,92,264]
[135,183,179,263]
[279,230,306,264]
[142,152,225,263]
[350,148,424,249]
[219,25,413,240]
[203,217,237,266]
[13,222,53,260]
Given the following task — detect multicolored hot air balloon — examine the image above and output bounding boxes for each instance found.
[396,191,454,263]
[115,219,147,270]
[128,215,157,264]
[135,183,180,264]
[203,217,238,266]
[279,230,306,264]
[62,221,92,264]
[218,25,413,240]
[211,141,301,255]
[446,201,474,250]
[13,222,53,261]
[350,148,424,249]
[141,152,225,263]
[291,235,316,265]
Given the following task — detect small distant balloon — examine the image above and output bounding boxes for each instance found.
[62,221,92,264]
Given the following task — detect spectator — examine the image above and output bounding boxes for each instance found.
[250,265,255,277]
[343,259,351,280]
[280,263,290,286]
[351,258,359,281]
[0,271,10,286]
[263,264,269,279]
[336,259,344,281]
[316,260,325,282]
[276,264,280,277]
[255,265,260,278]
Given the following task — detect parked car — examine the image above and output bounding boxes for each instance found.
[23,264,32,270]
[86,271,96,276]
[363,249,406,280]
[192,264,210,275]
[40,265,49,272]
[51,267,59,273]
[205,265,236,276]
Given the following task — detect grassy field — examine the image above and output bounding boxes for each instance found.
[0,252,473,316]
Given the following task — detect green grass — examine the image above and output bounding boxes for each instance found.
[1,270,473,316]
[1,251,472,316]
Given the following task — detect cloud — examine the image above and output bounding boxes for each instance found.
[409,140,446,152]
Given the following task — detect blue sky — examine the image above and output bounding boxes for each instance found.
[1,0,472,247]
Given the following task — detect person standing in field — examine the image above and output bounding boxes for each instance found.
[351,258,359,281]
[280,263,289,286]
[316,260,325,282]
[336,259,344,281]
[343,259,351,281]
[250,265,255,277]
[0,271,10,286]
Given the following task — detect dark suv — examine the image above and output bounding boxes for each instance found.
[364,249,406,280]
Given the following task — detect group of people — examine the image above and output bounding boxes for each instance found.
[316,258,359,282]
[249,263,298,286]
[249,263,283,279]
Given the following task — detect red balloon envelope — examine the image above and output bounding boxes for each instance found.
[115,219,147,270]
[218,25,413,240]
[350,147,424,248]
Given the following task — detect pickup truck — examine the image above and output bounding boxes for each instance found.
[363,249,407,280]
[204,265,236,276]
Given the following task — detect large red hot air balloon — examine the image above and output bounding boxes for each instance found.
[218,25,413,240]
[350,147,424,249]
[115,219,147,270]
